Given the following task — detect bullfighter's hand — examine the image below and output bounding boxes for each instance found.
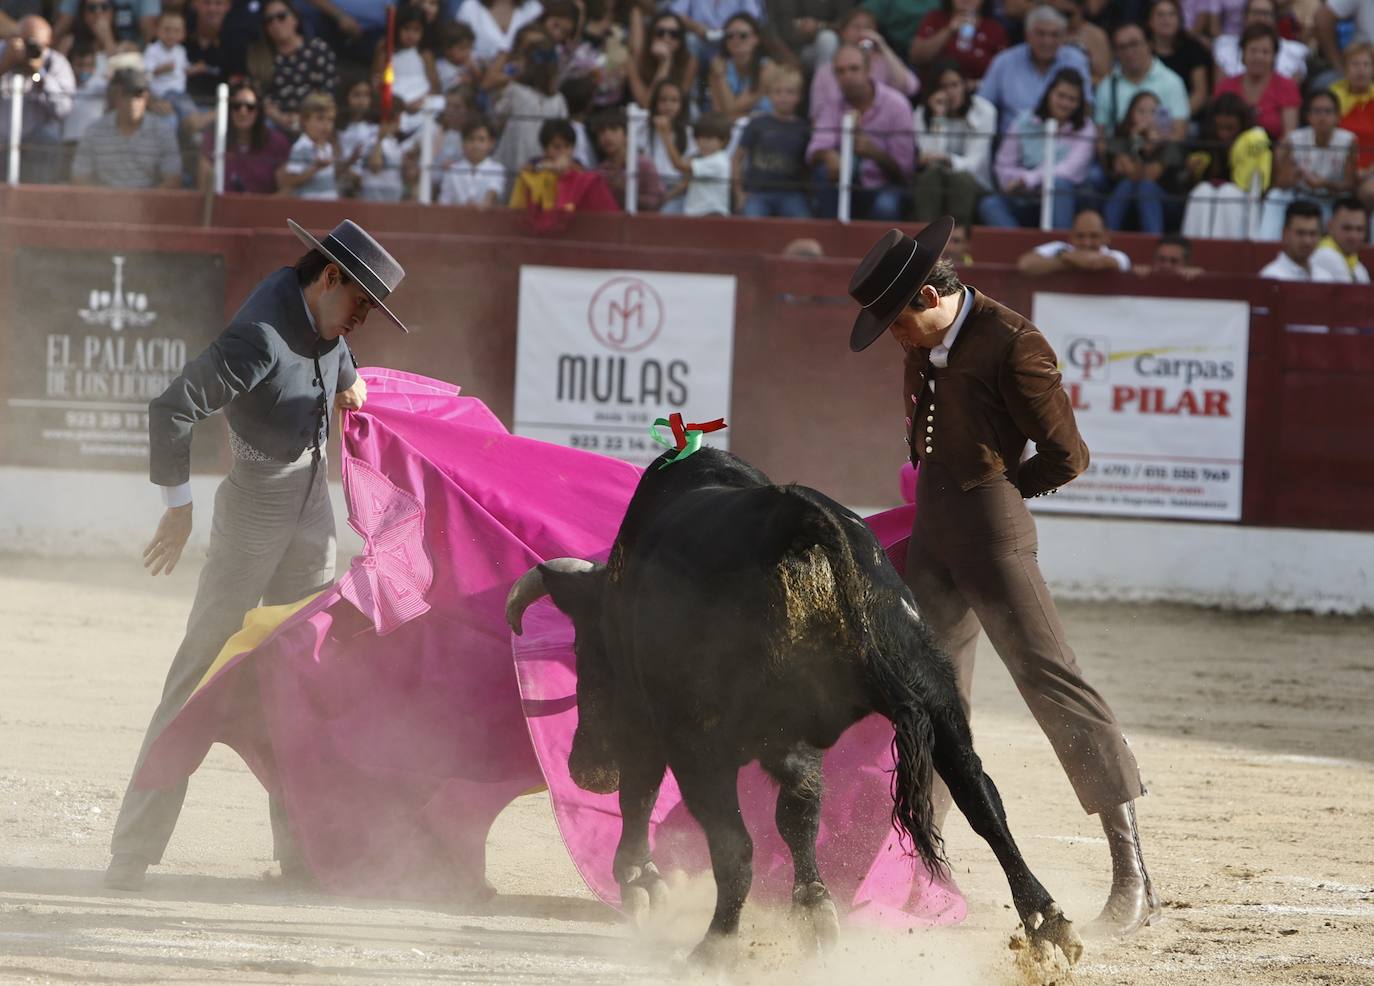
[336,376,367,411]
[143,504,192,576]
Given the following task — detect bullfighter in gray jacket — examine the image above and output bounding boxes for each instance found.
[104,219,408,892]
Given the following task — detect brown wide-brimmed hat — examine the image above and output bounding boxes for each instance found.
[288,218,409,333]
[847,216,955,353]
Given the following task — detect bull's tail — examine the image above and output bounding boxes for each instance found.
[887,701,946,877]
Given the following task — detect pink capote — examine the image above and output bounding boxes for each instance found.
[138,369,963,926]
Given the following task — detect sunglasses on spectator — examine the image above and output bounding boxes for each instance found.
[231,100,258,111]
[654,27,683,38]
[724,30,752,40]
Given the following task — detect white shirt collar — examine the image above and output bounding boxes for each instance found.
[929,287,972,368]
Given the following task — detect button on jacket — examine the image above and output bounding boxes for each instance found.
[149,267,358,487]
[901,289,1088,499]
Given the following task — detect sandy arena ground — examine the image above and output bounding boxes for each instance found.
[1,554,1372,985]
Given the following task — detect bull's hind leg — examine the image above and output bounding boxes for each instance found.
[762,743,839,953]
[930,703,1084,966]
[613,749,669,927]
[671,760,753,968]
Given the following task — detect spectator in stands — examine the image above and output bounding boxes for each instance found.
[277,89,339,199]
[1259,198,1334,280]
[628,11,698,110]
[0,15,76,184]
[810,8,919,122]
[456,0,544,62]
[589,106,663,210]
[438,116,507,206]
[560,74,597,165]
[54,0,156,51]
[1211,22,1299,141]
[909,0,1009,83]
[72,67,181,187]
[62,41,107,168]
[145,10,199,126]
[979,6,1091,134]
[1147,0,1212,122]
[733,63,811,217]
[1260,89,1356,237]
[198,78,290,193]
[708,13,781,119]
[942,219,973,264]
[578,0,642,107]
[371,3,441,134]
[1316,0,1374,77]
[1181,92,1271,238]
[433,82,479,169]
[256,0,339,135]
[1096,21,1190,141]
[979,67,1095,229]
[1331,43,1374,196]
[437,20,478,92]
[860,0,940,60]
[766,0,849,72]
[912,59,996,226]
[1102,90,1185,232]
[806,42,915,220]
[303,0,390,67]
[184,0,248,124]
[56,0,119,69]
[658,109,733,216]
[667,0,764,78]
[1052,0,1110,84]
[1196,0,1247,41]
[640,78,695,213]
[338,79,414,201]
[1213,0,1307,82]
[493,30,569,174]
[1018,207,1132,275]
[1311,197,1372,282]
[1133,232,1204,277]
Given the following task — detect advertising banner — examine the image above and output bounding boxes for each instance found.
[1029,293,1250,521]
[5,248,226,471]
[515,266,736,466]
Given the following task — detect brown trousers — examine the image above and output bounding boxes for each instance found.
[905,461,1143,816]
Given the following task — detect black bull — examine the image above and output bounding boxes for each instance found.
[506,448,1083,966]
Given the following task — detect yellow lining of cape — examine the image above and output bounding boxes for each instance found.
[189,592,325,700]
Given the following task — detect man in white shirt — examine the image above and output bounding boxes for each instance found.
[1260,199,1337,280]
[1310,197,1371,283]
[1017,209,1132,276]
[1214,0,1308,81]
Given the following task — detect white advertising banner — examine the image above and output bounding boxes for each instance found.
[1029,293,1250,521]
[515,266,736,466]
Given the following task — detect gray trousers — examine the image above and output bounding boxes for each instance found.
[111,451,336,864]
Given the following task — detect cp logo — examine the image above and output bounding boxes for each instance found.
[1064,336,1111,381]
[587,276,664,353]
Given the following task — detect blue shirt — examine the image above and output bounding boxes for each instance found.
[669,0,765,30]
[979,43,1092,133]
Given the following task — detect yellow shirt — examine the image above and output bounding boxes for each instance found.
[1330,79,1374,117]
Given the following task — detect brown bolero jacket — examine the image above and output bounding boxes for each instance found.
[903,289,1089,499]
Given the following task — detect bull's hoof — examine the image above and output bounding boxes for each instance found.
[618,862,669,929]
[791,881,840,953]
[686,932,737,970]
[1014,902,1083,970]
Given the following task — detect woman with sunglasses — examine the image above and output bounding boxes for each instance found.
[708,13,789,120]
[254,0,338,134]
[197,78,291,194]
[629,12,697,111]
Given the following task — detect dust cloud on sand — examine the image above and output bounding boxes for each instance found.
[2,556,1372,985]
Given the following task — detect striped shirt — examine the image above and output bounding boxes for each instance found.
[71,112,182,188]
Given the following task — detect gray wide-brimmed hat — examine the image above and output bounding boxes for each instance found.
[847,216,954,353]
[288,218,409,333]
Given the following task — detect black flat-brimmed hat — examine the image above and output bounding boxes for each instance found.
[288,218,409,333]
[847,216,955,353]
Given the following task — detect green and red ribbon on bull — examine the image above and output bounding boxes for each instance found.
[650,413,727,468]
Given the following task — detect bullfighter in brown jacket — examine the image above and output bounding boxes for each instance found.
[847,217,1161,937]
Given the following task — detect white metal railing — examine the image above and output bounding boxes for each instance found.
[837,109,856,224]
[211,82,228,195]
[7,73,22,187]
[625,102,647,216]
[1039,118,1058,232]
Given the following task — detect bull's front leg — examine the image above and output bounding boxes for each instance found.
[612,749,669,927]
[672,760,754,968]
[931,706,1084,967]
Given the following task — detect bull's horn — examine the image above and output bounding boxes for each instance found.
[505,557,596,635]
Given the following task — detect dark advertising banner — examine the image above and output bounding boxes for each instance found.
[6,247,226,471]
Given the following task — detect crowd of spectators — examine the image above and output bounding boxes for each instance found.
[2,0,1374,252]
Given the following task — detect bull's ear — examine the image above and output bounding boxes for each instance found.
[540,563,607,622]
